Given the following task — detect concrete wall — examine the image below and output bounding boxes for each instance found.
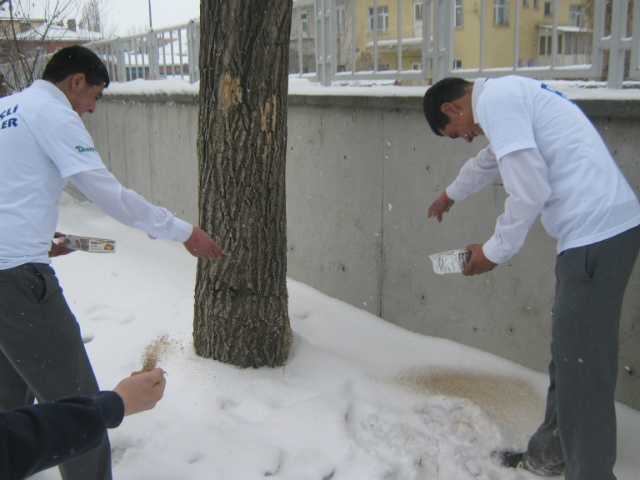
[83,92,640,410]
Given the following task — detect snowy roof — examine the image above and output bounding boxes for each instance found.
[14,24,102,42]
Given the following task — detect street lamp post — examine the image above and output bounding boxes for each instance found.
[148,0,153,29]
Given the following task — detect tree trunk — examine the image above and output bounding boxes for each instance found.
[193,0,293,368]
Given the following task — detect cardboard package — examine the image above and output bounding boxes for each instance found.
[55,235,116,253]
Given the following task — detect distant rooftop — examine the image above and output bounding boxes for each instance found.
[14,23,102,42]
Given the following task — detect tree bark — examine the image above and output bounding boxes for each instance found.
[194,0,293,368]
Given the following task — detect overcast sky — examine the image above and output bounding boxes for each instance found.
[17,0,200,37]
[102,0,200,36]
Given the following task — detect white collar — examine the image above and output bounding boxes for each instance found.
[30,79,74,111]
[472,77,486,124]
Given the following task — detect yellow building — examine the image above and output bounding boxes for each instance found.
[291,1,593,76]
[356,0,591,71]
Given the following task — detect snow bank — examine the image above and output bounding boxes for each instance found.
[28,193,640,480]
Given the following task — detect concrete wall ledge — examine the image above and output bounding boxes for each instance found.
[103,93,199,105]
[102,90,640,118]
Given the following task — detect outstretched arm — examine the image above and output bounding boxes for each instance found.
[68,168,222,260]
[0,369,166,480]
[481,147,551,266]
[427,146,499,223]
[445,145,501,202]
[0,393,122,480]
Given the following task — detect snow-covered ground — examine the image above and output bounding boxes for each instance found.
[31,193,640,480]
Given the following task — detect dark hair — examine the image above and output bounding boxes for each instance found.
[42,45,110,87]
[423,77,472,136]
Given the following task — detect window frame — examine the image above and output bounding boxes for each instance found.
[557,34,563,54]
[414,2,423,22]
[494,0,509,26]
[569,4,583,28]
[367,6,389,33]
[455,0,463,28]
[336,4,346,33]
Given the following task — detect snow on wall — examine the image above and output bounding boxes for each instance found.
[103,75,640,101]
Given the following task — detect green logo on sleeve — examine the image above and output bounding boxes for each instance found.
[75,145,97,153]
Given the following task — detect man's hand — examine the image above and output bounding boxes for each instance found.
[48,232,75,258]
[427,192,455,223]
[462,244,498,276]
[112,368,166,416]
[183,227,223,261]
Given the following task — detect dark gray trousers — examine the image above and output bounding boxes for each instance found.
[0,263,112,480]
[524,225,640,480]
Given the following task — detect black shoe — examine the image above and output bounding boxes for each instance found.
[522,455,565,477]
[491,451,524,469]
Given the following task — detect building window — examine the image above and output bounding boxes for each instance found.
[539,35,553,56]
[534,0,540,8]
[523,0,529,6]
[452,59,462,69]
[494,0,508,26]
[571,34,578,54]
[301,14,309,38]
[413,2,423,36]
[557,34,563,54]
[544,2,552,16]
[336,5,346,33]
[562,33,581,54]
[378,63,390,71]
[412,61,422,70]
[569,4,583,27]
[368,6,389,32]
[455,0,463,27]
[414,2,422,22]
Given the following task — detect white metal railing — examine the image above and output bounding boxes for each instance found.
[289,0,640,89]
[84,19,200,84]
[291,0,452,84]
[1,0,638,90]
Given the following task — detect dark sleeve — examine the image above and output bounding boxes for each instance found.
[0,391,125,480]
